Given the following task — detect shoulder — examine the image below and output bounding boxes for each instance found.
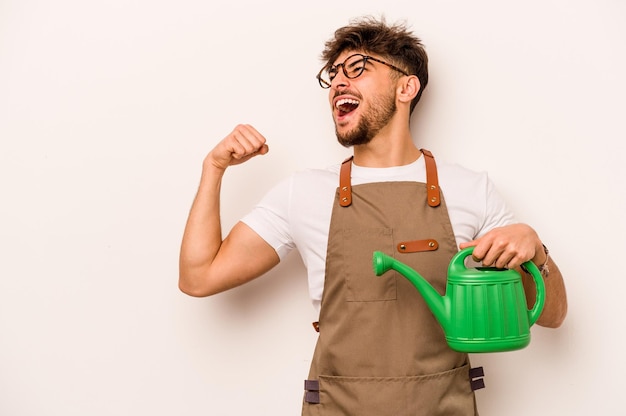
[287,164,340,192]
[261,164,338,196]
[256,165,338,214]
[435,159,516,237]
[436,160,504,214]
[437,161,491,192]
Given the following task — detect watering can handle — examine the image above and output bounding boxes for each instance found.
[451,247,546,326]
[520,260,546,326]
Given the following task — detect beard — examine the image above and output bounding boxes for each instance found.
[335,89,397,148]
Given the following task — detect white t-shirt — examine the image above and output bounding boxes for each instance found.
[241,158,515,313]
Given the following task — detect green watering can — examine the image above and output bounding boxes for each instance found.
[372,247,546,353]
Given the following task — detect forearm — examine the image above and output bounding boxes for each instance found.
[178,163,226,295]
[535,258,567,328]
[523,250,568,328]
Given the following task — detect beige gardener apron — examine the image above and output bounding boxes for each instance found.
[302,150,483,416]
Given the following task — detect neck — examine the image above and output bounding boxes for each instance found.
[352,122,421,168]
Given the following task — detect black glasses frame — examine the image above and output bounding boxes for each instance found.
[316,53,409,89]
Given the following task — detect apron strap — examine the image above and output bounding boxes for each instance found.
[339,150,440,208]
[420,149,441,207]
[304,379,320,404]
[469,366,486,391]
[339,156,353,207]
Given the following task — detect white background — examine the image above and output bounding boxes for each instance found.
[1,1,624,415]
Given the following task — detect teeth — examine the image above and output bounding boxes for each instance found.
[336,98,360,108]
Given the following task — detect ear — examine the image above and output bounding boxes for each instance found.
[396,75,420,105]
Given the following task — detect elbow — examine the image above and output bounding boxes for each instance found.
[178,270,216,298]
[538,316,565,329]
[554,302,568,328]
[178,281,209,298]
[537,301,568,329]
[551,304,568,329]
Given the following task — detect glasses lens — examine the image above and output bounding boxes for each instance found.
[344,55,367,79]
[318,67,335,88]
[317,55,367,89]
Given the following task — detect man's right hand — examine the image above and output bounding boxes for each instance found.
[205,124,270,171]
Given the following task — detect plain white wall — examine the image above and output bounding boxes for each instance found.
[1,0,624,415]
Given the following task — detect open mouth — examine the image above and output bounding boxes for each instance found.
[335,98,360,117]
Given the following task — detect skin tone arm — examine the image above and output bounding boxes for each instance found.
[460,223,568,328]
[179,124,280,297]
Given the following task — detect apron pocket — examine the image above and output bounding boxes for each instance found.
[341,228,397,302]
[313,365,476,416]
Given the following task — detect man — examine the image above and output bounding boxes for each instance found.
[179,16,567,415]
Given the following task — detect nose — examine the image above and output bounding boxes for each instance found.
[331,70,350,90]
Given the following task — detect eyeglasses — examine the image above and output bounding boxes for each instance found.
[316,53,409,89]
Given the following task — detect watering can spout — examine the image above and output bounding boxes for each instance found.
[372,251,449,329]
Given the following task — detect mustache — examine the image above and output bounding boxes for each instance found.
[333,89,362,100]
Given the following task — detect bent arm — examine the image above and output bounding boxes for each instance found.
[180,217,279,297]
[178,124,278,297]
[520,252,568,328]
[460,223,568,328]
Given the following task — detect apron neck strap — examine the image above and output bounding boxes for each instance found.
[420,149,441,207]
[338,149,441,208]
[339,156,353,207]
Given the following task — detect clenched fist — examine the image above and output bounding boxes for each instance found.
[204,124,269,171]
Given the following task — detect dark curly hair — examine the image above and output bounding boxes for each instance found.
[320,16,429,113]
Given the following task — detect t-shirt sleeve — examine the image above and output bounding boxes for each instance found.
[475,175,517,238]
[440,164,517,244]
[240,176,296,260]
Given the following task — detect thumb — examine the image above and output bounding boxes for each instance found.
[244,143,269,160]
[459,240,477,250]
[459,239,483,263]
[257,144,269,156]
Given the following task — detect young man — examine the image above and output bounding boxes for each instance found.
[179,16,567,415]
